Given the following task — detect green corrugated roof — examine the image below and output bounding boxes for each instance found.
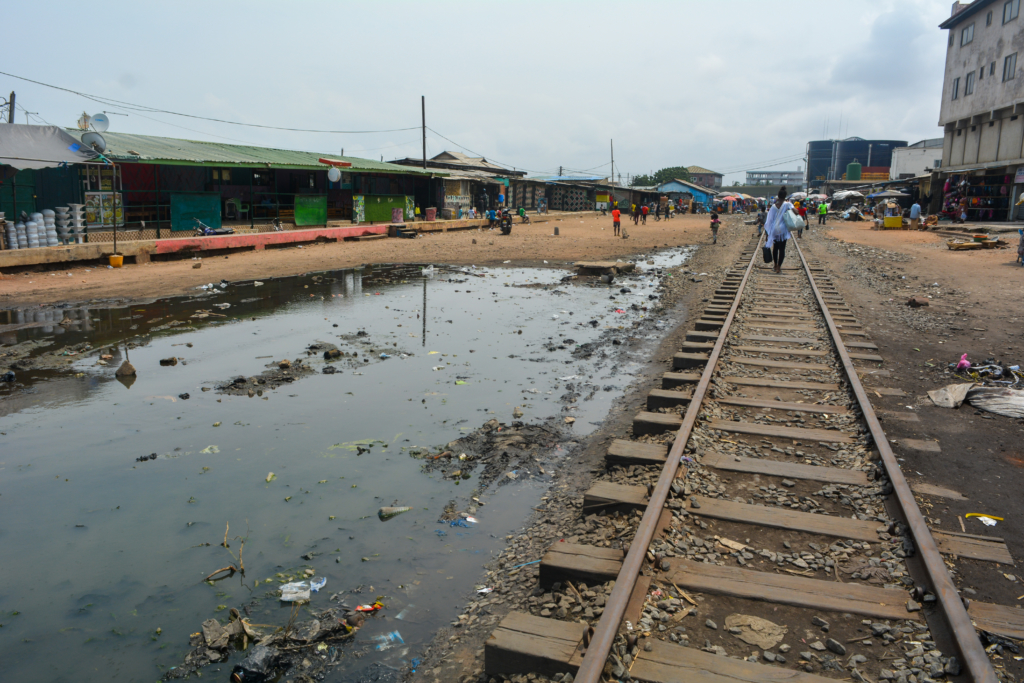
[65,128,441,175]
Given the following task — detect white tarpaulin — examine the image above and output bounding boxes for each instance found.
[928,383,1024,418]
[0,124,101,170]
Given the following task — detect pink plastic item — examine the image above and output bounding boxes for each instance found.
[955,353,971,371]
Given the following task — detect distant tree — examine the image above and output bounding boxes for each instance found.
[630,166,692,187]
[733,181,741,186]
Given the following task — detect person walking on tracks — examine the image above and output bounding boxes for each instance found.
[764,187,794,274]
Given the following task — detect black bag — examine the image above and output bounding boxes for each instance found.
[762,245,773,263]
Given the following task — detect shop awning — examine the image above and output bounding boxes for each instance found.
[0,124,102,169]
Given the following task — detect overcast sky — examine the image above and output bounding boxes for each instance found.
[3,0,953,185]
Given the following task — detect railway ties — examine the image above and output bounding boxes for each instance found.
[484,237,1016,683]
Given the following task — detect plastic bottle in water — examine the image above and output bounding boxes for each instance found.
[230,644,276,682]
[372,630,404,651]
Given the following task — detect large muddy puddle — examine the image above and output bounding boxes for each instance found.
[0,248,692,682]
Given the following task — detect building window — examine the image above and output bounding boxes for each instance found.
[952,76,960,99]
[1004,52,1017,81]
[961,23,975,45]
[991,61,997,75]
[988,10,994,25]
[966,71,976,94]
[1004,0,1020,23]
[980,64,984,80]
[957,129,962,136]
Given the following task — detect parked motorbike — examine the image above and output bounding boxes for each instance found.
[499,209,513,235]
[193,218,235,237]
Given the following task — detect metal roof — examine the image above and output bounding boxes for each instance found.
[939,0,996,29]
[686,165,722,176]
[63,128,440,175]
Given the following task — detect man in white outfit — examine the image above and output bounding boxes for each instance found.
[763,187,794,274]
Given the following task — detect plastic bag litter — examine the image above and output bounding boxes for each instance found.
[309,576,326,593]
[280,581,311,602]
[724,613,788,649]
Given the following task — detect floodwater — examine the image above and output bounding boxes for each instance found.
[0,248,692,682]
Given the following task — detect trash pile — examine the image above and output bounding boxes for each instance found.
[164,589,385,681]
[841,206,864,221]
[928,354,1024,418]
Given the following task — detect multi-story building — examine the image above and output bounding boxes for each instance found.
[745,169,805,190]
[938,0,1024,221]
[805,138,907,188]
[686,166,723,189]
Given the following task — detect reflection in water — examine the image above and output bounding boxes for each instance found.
[0,251,692,682]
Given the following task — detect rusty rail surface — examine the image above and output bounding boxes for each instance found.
[572,236,997,683]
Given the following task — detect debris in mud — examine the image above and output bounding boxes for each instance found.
[115,360,136,376]
[418,417,571,489]
[160,357,178,366]
[163,605,365,681]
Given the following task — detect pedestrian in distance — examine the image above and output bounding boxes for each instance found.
[1017,228,1024,266]
[755,207,766,236]
[818,200,827,225]
[909,199,922,231]
[641,204,649,224]
[654,204,662,221]
[710,211,720,244]
[633,204,640,225]
[488,208,497,229]
[764,187,794,274]
[797,202,808,238]
[612,207,621,236]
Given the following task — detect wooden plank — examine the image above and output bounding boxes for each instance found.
[969,601,1024,640]
[540,543,624,586]
[932,530,1014,565]
[732,346,828,357]
[681,341,715,352]
[839,329,869,337]
[745,323,819,331]
[686,496,880,541]
[870,387,907,396]
[900,439,941,453]
[633,639,844,683]
[624,575,653,628]
[647,388,693,411]
[668,559,920,621]
[662,372,701,388]
[716,396,849,415]
[485,612,586,677]
[707,419,853,443]
[702,451,869,485]
[673,352,709,369]
[584,481,646,510]
[850,353,884,362]
[686,330,719,342]
[846,341,878,349]
[741,334,819,344]
[606,439,669,466]
[858,368,890,377]
[912,482,965,500]
[634,411,683,436]
[731,357,831,371]
[721,376,840,391]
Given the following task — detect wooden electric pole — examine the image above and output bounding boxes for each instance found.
[421,96,426,169]
[7,91,14,124]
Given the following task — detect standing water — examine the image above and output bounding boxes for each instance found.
[0,249,692,682]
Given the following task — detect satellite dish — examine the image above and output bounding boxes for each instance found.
[90,113,110,132]
[327,167,342,183]
[82,131,107,153]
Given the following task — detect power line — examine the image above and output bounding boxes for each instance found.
[425,126,556,176]
[0,70,421,134]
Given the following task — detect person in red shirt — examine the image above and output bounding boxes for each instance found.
[797,203,808,238]
[641,204,649,224]
[612,208,622,236]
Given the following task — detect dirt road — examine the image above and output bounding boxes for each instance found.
[0,213,721,308]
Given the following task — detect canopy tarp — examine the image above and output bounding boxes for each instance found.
[867,190,909,199]
[0,124,101,170]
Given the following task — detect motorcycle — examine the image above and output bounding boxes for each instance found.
[499,209,513,235]
[193,218,235,237]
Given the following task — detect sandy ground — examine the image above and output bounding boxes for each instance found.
[0,213,722,308]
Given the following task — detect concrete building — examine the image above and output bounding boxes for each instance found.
[805,138,907,188]
[938,0,1024,221]
[686,166,723,189]
[745,169,804,190]
[890,139,944,179]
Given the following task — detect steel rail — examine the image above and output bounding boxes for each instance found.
[792,238,995,683]
[573,238,763,683]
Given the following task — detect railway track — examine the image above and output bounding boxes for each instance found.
[483,234,1024,683]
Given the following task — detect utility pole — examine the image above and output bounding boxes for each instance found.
[421,96,426,169]
[559,166,563,176]
[610,139,614,185]
[25,111,37,124]
[7,91,14,124]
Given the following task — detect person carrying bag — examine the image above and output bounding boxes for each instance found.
[763,188,795,273]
